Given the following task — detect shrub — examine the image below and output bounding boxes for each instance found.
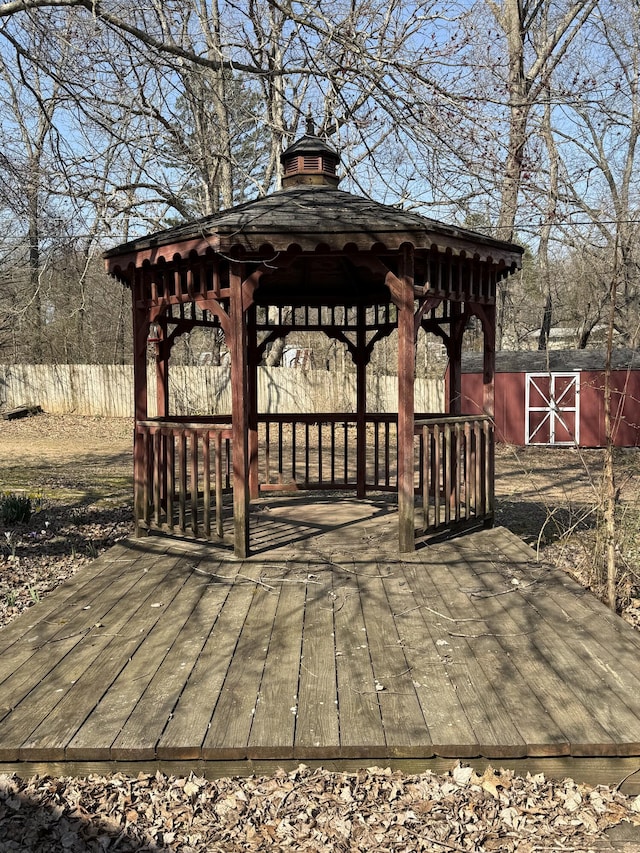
[0,492,33,525]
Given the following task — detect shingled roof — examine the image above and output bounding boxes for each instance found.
[461,349,640,373]
[104,184,524,266]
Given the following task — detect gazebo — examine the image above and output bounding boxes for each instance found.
[105,127,523,558]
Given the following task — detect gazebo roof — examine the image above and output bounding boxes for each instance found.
[104,184,523,271]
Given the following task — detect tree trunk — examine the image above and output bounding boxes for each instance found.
[603,244,619,611]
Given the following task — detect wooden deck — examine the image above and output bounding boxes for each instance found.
[2,497,640,790]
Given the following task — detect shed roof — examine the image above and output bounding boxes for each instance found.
[461,349,640,374]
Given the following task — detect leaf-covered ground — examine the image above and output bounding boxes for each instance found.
[2,764,640,852]
[1,415,640,851]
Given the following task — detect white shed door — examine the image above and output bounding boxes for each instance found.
[525,372,580,446]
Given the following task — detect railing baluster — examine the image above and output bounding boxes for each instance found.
[484,419,493,521]
[343,420,348,484]
[304,422,310,485]
[167,432,175,531]
[215,431,224,538]
[433,423,441,525]
[330,420,336,486]
[422,424,430,530]
[178,430,187,533]
[464,421,471,520]
[453,421,461,522]
[385,421,390,488]
[190,430,199,536]
[153,429,162,527]
[265,420,271,484]
[292,421,297,482]
[143,429,152,527]
[444,423,451,524]
[203,431,211,539]
[474,420,482,517]
[374,420,380,487]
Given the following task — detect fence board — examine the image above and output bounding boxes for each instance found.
[0,365,443,418]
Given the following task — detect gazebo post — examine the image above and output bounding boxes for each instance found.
[230,261,250,557]
[132,282,149,534]
[397,244,416,553]
[356,303,367,498]
[155,320,169,419]
[448,303,464,416]
[247,305,260,500]
[482,304,496,419]
[482,303,496,526]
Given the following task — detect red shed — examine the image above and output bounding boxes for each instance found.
[458,349,640,447]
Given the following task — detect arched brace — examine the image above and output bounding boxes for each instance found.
[467,301,492,338]
[194,295,231,338]
[414,294,443,338]
[241,268,264,310]
[157,320,184,359]
[421,321,450,349]
[325,329,358,363]
[363,324,397,365]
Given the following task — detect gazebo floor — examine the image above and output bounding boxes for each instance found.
[2,498,640,791]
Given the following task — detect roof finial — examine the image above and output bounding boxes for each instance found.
[305,105,315,136]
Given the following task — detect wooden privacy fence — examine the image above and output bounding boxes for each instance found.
[135,413,493,542]
[0,364,443,417]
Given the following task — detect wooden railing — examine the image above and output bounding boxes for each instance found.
[260,413,416,492]
[134,413,493,543]
[135,419,232,540]
[416,415,494,533]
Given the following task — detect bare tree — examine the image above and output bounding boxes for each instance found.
[554,4,640,348]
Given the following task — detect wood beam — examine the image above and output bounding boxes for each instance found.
[132,275,149,533]
[247,305,260,500]
[230,261,250,557]
[156,319,169,419]
[469,303,496,419]
[397,245,416,553]
[356,304,367,499]
[447,302,464,416]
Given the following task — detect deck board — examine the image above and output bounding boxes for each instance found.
[404,555,528,759]
[69,560,211,762]
[421,547,574,757]
[333,558,386,758]
[109,560,230,760]
[458,533,640,754]
[17,552,195,762]
[156,562,255,760]
[202,569,281,759]
[294,565,340,758]
[357,564,430,755]
[2,503,640,789]
[248,568,305,758]
[441,542,614,755]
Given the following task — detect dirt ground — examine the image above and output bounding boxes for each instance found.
[1,414,640,851]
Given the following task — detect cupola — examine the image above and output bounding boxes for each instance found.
[280,114,341,188]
